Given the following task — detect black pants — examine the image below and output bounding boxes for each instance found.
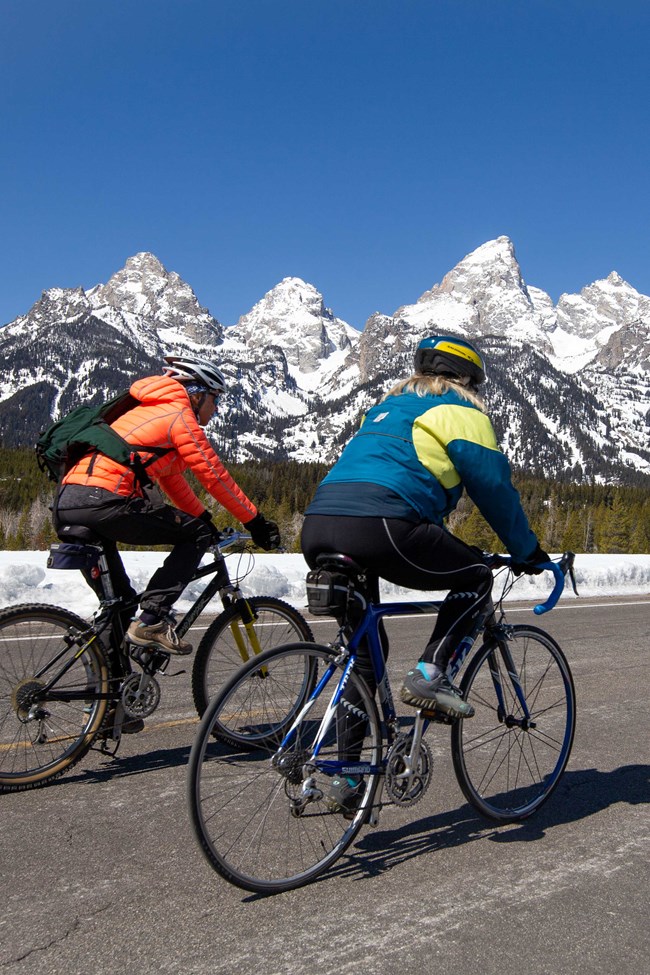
[301,514,494,674]
[302,514,493,762]
[56,485,214,619]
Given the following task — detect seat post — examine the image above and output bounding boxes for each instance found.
[95,550,116,602]
[56,524,117,605]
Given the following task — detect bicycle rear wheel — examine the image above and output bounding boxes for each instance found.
[0,604,110,793]
[191,597,314,717]
[188,642,382,894]
[451,624,575,821]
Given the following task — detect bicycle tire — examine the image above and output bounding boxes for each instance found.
[0,603,111,793]
[188,642,382,894]
[191,596,314,717]
[451,624,576,822]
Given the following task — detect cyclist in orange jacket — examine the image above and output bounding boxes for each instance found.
[55,354,280,655]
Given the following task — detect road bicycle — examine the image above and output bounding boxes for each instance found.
[188,551,578,893]
[0,529,313,793]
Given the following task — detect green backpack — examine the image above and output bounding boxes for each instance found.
[35,390,169,486]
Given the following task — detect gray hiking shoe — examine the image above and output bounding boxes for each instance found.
[126,619,193,656]
[400,665,475,719]
[324,775,364,819]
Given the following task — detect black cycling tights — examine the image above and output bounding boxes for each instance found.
[302,514,494,759]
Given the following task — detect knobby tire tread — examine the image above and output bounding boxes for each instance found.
[190,597,314,717]
[0,603,111,793]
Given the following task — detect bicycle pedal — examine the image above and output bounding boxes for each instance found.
[129,646,171,672]
[420,708,455,725]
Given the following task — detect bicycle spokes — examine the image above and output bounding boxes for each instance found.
[452,625,575,821]
[188,644,382,893]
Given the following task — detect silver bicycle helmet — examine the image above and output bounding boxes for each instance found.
[163,354,227,395]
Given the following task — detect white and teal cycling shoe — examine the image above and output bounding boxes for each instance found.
[400,664,475,719]
[324,775,365,819]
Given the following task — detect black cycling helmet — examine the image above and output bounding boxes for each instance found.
[414,335,486,386]
[163,354,227,395]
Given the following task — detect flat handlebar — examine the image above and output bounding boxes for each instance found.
[213,530,252,552]
[212,527,285,554]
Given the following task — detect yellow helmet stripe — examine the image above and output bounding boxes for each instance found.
[435,340,483,369]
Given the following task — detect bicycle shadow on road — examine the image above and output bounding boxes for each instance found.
[331,764,649,882]
[62,744,192,785]
[63,734,272,786]
[487,764,650,842]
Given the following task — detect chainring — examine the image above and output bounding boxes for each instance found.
[385,733,433,806]
[121,672,161,718]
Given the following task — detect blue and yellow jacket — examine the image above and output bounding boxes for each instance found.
[306,388,537,561]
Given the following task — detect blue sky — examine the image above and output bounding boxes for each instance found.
[2,0,649,330]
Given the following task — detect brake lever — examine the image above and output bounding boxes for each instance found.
[562,551,579,596]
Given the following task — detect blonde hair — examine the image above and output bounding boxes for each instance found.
[383,374,487,413]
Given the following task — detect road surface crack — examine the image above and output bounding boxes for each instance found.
[2,902,114,967]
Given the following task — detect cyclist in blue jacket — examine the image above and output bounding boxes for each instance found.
[302,335,547,810]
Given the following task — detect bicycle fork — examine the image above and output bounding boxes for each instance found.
[224,598,271,679]
[488,636,535,728]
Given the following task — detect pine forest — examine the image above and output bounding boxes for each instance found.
[0,447,648,555]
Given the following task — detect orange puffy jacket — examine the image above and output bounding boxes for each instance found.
[62,375,257,523]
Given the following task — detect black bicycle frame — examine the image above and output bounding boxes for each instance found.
[33,551,240,706]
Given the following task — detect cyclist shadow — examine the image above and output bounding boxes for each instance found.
[331,764,650,882]
[63,734,276,786]
[487,764,650,841]
[62,745,192,785]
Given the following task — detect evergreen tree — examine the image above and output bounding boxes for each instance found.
[561,509,586,553]
[595,494,633,554]
[1,446,648,555]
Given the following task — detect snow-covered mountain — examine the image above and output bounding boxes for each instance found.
[230,277,358,379]
[1,240,648,482]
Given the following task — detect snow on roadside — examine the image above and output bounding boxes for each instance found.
[0,551,648,619]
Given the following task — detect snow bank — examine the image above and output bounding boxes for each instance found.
[0,551,648,618]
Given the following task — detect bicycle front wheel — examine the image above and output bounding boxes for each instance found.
[191,597,314,716]
[0,604,110,793]
[188,642,382,894]
[451,624,576,821]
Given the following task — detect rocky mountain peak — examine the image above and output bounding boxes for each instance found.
[0,240,648,479]
[5,286,91,338]
[230,277,358,373]
[394,236,548,348]
[424,236,526,301]
[556,271,650,342]
[87,252,222,344]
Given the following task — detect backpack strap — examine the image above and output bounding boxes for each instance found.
[129,448,170,489]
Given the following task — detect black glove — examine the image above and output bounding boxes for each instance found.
[244,512,281,551]
[198,509,223,542]
[467,545,489,563]
[511,543,550,576]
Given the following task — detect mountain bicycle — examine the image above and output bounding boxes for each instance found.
[188,551,578,894]
[0,529,313,793]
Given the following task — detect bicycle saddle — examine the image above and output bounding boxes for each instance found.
[314,553,366,578]
[56,524,105,546]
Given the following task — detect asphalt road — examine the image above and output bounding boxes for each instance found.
[1,596,649,975]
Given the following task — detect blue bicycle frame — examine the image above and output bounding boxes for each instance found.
[274,559,568,778]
